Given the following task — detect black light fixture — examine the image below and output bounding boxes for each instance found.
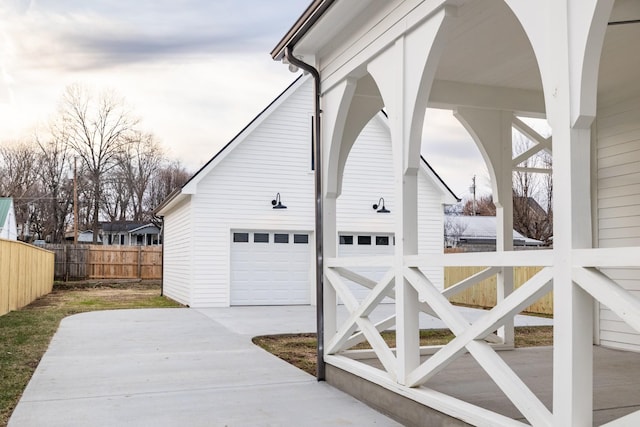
[272,193,287,209]
[373,197,390,213]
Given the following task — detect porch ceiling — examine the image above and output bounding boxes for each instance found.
[434,0,542,92]
[293,0,640,113]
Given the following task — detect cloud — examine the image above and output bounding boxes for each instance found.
[2,0,308,72]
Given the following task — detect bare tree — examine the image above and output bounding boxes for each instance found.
[57,84,138,242]
[146,160,191,224]
[102,168,131,221]
[33,129,73,243]
[0,142,41,239]
[512,133,553,244]
[117,131,163,221]
[444,216,468,248]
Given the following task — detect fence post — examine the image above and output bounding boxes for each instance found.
[137,246,142,279]
[64,244,69,282]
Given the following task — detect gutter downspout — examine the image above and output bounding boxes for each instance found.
[284,46,325,381]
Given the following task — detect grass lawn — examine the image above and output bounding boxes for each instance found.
[0,281,181,427]
[253,325,554,376]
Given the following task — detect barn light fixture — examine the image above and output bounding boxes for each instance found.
[272,193,287,209]
[373,197,390,213]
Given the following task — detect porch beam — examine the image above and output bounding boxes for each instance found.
[428,80,545,115]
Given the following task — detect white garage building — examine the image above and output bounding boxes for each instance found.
[156,76,458,307]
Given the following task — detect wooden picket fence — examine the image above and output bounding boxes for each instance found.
[44,244,162,281]
[0,239,55,316]
[444,266,552,315]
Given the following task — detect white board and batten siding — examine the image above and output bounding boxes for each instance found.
[159,76,453,308]
[596,93,640,352]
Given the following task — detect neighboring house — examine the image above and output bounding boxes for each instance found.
[0,197,18,241]
[444,215,543,251]
[64,230,102,244]
[156,76,458,308]
[101,221,161,246]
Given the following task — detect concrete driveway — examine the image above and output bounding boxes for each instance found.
[9,305,551,426]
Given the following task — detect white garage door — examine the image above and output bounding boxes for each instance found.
[230,230,311,305]
[338,233,394,304]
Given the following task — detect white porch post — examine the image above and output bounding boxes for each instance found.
[366,5,455,384]
[502,1,614,422]
[323,195,337,342]
[495,112,515,346]
[321,80,357,348]
[368,39,420,384]
[551,123,594,426]
[454,108,515,345]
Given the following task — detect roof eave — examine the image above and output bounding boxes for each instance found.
[154,188,188,217]
[270,0,336,60]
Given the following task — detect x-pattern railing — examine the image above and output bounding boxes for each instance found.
[325,247,640,426]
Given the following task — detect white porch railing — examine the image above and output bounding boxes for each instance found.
[324,247,640,426]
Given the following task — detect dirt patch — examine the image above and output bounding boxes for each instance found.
[27,282,163,310]
[254,326,553,377]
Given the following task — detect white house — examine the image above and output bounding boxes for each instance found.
[271,1,640,425]
[100,221,161,246]
[0,197,18,241]
[156,76,458,308]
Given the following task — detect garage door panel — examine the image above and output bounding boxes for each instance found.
[231,231,311,305]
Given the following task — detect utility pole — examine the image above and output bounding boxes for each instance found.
[73,157,78,244]
[469,175,477,216]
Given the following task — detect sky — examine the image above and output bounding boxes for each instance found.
[0,0,490,200]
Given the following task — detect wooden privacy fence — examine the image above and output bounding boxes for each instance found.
[44,244,162,281]
[444,266,551,315]
[0,239,55,316]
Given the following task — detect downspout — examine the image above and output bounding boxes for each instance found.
[284,46,325,381]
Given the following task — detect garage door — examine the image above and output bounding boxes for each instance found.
[338,233,394,304]
[230,230,311,305]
